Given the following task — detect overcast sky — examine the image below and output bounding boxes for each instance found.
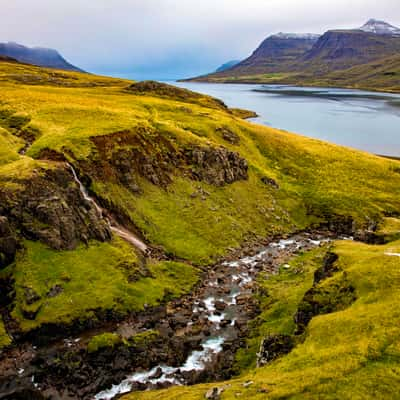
[1,0,400,79]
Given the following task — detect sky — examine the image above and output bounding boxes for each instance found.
[1,0,400,80]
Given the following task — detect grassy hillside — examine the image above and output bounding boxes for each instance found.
[127,238,400,400]
[1,59,400,346]
[189,54,400,93]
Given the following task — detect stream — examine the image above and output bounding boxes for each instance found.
[95,233,331,399]
[69,164,148,253]
[0,164,336,400]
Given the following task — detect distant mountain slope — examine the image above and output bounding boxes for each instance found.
[0,42,83,72]
[215,60,241,72]
[186,19,400,92]
[220,33,320,76]
[299,29,400,72]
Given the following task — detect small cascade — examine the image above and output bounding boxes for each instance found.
[68,164,147,253]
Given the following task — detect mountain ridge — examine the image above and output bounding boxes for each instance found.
[185,19,400,92]
[0,41,83,72]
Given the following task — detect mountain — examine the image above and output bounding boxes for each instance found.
[299,29,400,72]
[218,33,320,76]
[186,19,400,92]
[1,59,400,400]
[359,18,400,36]
[215,60,241,72]
[0,42,83,72]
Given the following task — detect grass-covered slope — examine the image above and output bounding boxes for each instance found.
[128,238,400,400]
[189,53,400,93]
[1,60,400,343]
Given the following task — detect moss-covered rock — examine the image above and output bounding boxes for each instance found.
[87,332,122,353]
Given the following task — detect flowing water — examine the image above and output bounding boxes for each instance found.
[69,164,148,253]
[174,82,400,157]
[95,233,331,400]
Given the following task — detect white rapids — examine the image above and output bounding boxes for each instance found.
[95,233,330,400]
[94,336,224,400]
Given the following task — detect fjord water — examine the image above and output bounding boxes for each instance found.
[174,82,400,157]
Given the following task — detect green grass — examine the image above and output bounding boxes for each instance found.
[376,217,400,242]
[1,60,400,345]
[6,237,199,331]
[192,54,400,93]
[87,332,122,353]
[234,246,330,372]
[93,174,288,264]
[0,318,11,349]
[128,239,400,400]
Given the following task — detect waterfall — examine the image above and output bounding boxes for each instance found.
[68,164,147,253]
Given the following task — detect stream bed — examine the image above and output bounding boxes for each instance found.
[95,233,332,399]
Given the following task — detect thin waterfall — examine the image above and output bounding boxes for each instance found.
[68,164,148,253]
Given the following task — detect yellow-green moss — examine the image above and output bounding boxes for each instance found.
[87,332,122,353]
[127,239,400,400]
[8,238,199,332]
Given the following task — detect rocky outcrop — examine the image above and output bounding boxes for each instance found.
[294,253,356,334]
[0,217,17,269]
[257,334,294,367]
[185,146,248,186]
[0,165,111,251]
[88,130,249,191]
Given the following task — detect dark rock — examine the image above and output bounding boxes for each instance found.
[186,145,248,186]
[149,366,163,380]
[205,386,225,400]
[214,300,226,311]
[217,127,240,144]
[24,287,41,305]
[261,176,279,189]
[0,217,17,269]
[257,334,294,366]
[314,252,339,284]
[21,304,42,320]
[47,285,63,298]
[0,166,111,251]
[295,271,356,334]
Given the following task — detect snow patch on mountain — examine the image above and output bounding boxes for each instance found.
[270,32,320,40]
[359,19,400,36]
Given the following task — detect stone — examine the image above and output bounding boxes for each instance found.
[205,386,225,400]
[217,127,240,145]
[261,176,279,189]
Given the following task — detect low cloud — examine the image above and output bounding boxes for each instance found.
[1,0,399,79]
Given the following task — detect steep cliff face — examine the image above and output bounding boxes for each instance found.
[83,128,249,192]
[0,164,111,255]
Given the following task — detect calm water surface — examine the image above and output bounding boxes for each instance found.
[173,82,400,157]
